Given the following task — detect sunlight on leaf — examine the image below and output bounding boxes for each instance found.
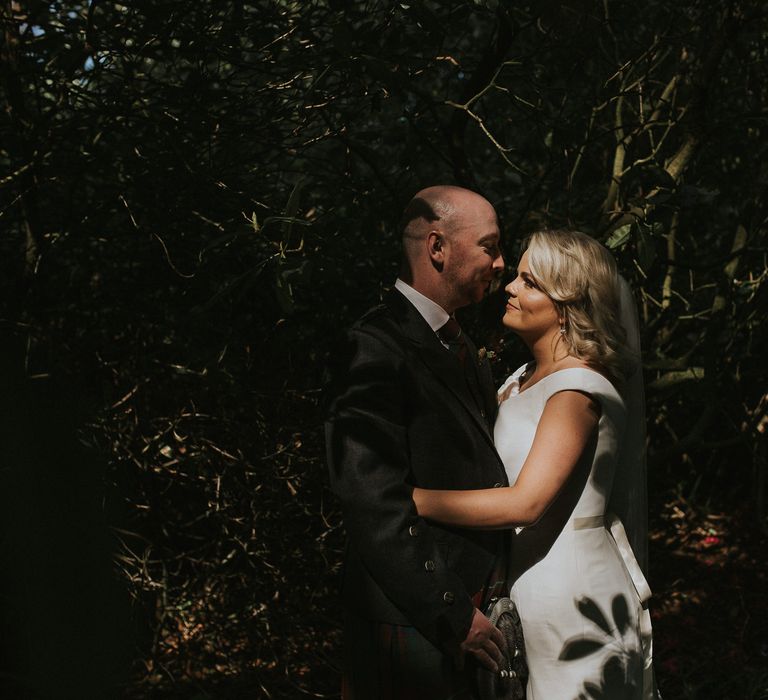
[605,223,632,250]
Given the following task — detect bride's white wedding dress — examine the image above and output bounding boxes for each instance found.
[495,364,656,700]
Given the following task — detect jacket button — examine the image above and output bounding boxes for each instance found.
[424,560,436,572]
[480,409,486,418]
[443,591,455,604]
[408,525,418,537]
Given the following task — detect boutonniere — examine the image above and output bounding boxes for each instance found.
[477,347,496,363]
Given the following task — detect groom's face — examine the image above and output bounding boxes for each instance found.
[442,198,504,308]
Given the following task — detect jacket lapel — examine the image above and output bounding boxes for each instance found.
[463,333,499,427]
[385,289,496,447]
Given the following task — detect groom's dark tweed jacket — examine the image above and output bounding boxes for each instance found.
[326,288,509,655]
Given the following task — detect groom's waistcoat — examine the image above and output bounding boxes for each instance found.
[325,289,508,654]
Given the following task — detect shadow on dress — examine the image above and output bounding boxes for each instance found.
[559,594,644,700]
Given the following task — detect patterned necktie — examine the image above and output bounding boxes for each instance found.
[437,317,467,364]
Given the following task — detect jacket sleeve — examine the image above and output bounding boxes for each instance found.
[325,325,475,654]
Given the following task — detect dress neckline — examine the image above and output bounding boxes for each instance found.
[503,363,613,400]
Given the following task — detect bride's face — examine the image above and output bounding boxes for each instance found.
[503,250,560,338]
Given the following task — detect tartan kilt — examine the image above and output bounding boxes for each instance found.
[342,556,508,700]
[342,612,475,700]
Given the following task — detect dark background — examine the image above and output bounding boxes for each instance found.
[1,1,766,698]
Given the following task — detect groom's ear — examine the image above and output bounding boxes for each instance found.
[427,229,445,270]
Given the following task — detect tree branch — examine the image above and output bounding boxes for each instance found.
[448,6,516,189]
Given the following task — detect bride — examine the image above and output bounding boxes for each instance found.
[412,229,658,699]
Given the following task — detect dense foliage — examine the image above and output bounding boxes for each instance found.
[1,1,766,698]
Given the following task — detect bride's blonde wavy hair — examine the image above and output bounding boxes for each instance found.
[524,229,635,384]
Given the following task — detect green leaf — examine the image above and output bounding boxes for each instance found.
[605,223,632,250]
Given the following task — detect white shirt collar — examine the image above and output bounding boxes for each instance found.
[394,278,450,332]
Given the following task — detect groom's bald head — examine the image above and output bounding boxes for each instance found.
[398,185,504,312]
[400,185,463,259]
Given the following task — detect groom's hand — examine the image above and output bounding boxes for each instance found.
[455,607,506,672]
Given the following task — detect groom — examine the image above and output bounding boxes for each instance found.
[326,185,510,698]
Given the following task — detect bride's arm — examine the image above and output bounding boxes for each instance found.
[412,390,600,529]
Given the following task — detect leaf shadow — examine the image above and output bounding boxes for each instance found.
[559,594,643,700]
